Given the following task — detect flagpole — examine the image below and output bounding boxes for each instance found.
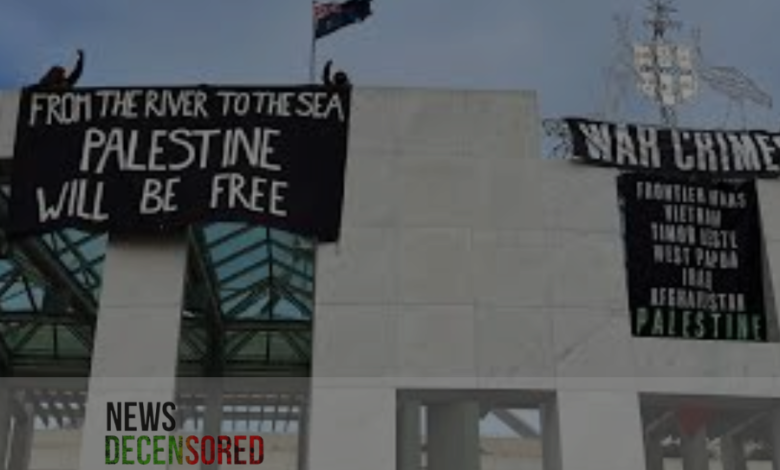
[310,1,317,83]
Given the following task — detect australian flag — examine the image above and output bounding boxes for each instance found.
[314,0,373,40]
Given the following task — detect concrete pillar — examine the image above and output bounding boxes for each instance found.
[397,400,421,470]
[680,426,708,470]
[0,385,12,470]
[8,404,34,470]
[541,401,562,470]
[720,434,747,470]
[427,402,480,470]
[644,434,665,470]
[0,92,21,159]
[769,410,780,470]
[202,387,223,470]
[557,391,647,470]
[78,237,187,470]
[297,397,309,470]
[307,386,395,470]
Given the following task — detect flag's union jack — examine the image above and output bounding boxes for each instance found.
[314,2,342,22]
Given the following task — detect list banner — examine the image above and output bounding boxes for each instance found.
[618,172,767,341]
[9,86,351,242]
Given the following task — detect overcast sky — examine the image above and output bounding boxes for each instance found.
[1,0,779,128]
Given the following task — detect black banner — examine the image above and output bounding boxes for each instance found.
[564,117,780,177]
[619,173,767,341]
[9,86,351,242]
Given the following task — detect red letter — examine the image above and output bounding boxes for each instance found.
[186,436,199,465]
[218,436,232,465]
[234,435,247,465]
[249,436,264,464]
[201,436,215,465]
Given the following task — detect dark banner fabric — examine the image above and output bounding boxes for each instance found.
[9,86,351,242]
[564,117,780,177]
[618,173,767,341]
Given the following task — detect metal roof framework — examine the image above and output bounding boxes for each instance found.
[0,187,315,378]
[5,377,312,434]
[6,388,308,434]
[642,402,778,461]
[180,223,314,378]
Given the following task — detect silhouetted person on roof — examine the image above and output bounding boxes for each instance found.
[32,49,84,90]
[322,60,351,87]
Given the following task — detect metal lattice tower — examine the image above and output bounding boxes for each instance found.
[603,0,773,128]
[642,0,683,126]
[601,0,695,126]
[645,0,680,40]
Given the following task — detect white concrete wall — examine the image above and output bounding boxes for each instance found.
[0,92,19,159]
[309,87,780,394]
[306,87,780,470]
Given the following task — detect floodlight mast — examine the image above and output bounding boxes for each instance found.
[601,0,771,130]
[644,0,681,127]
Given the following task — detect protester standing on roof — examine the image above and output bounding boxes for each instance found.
[322,60,351,87]
[32,49,84,90]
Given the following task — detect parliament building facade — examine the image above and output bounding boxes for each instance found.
[0,87,779,470]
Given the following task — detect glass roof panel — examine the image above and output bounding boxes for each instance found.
[0,264,14,277]
[220,292,262,317]
[11,325,51,355]
[215,250,270,285]
[53,326,91,357]
[0,202,106,375]
[178,328,205,362]
[267,334,300,364]
[187,223,315,320]
[3,324,36,349]
[229,332,269,361]
[2,282,44,311]
[271,301,309,321]
[209,231,266,264]
[3,324,91,358]
[202,222,246,243]
[221,267,270,291]
[39,231,108,293]
[180,222,317,375]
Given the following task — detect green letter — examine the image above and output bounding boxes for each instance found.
[138,436,151,465]
[105,436,119,464]
[122,436,135,464]
[169,436,183,464]
[153,436,165,465]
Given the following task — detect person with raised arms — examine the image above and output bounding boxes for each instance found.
[30,49,85,91]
